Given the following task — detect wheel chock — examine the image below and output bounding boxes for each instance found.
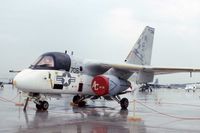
[128,116,142,122]
[15,103,24,106]
[70,102,78,107]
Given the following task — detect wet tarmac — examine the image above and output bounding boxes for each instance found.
[1,86,200,133]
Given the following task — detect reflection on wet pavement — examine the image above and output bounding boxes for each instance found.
[1,86,200,133]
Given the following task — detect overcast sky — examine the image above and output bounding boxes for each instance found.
[1,0,200,84]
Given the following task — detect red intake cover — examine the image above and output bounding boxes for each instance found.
[91,75,109,96]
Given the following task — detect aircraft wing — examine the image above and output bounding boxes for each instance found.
[144,66,200,75]
[108,63,200,75]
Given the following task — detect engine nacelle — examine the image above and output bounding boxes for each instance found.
[91,75,131,96]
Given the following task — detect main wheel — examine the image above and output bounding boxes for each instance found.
[78,101,86,107]
[72,95,81,104]
[120,98,129,110]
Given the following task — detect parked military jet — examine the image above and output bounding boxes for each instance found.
[13,26,200,110]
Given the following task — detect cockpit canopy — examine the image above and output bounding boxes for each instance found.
[30,52,71,71]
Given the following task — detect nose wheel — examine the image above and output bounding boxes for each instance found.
[36,101,49,111]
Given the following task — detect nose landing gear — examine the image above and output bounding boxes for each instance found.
[23,96,49,111]
[35,101,49,111]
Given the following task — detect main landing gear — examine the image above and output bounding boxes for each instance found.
[72,95,129,109]
[120,98,129,110]
[72,95,87,107]
[112,96,129,110]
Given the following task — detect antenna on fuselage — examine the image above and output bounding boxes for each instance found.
[65,50,74,56]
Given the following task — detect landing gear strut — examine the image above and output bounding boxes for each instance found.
[23,97,30,111]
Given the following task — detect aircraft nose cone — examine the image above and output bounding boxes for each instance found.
[13,77,17,87]
[13,69,38,90]
[13,69,53,91]
[13,70,26,89]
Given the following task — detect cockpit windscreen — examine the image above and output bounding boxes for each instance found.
[29,52,71,71]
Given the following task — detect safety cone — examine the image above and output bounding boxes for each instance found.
[15,91,24,106]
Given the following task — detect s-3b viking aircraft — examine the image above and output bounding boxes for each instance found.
[13,26,200,111]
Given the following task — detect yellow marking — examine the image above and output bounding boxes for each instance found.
[13,80,16,86]
[70,102,78,107]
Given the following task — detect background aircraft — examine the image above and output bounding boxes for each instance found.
[0,82,4,88]
[13,26,200,111]
[184,83,200,92]
[0,78,13,89]
[138,78,172,92]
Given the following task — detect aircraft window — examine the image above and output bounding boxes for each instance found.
[37,56,54,67]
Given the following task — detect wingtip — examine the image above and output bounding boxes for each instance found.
[145,26,155,33]
[146,26,155,30]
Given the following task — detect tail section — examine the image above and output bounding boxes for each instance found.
[125,26,155,65]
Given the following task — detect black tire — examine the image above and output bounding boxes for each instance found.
[36,101,49,111]
[72,95,81,104]
[42,101,49,110]
[120,98,129,110]
[36,101,43,110]
[78,101,86,107]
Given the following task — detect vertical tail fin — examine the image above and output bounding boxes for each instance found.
[125,26,155,65]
